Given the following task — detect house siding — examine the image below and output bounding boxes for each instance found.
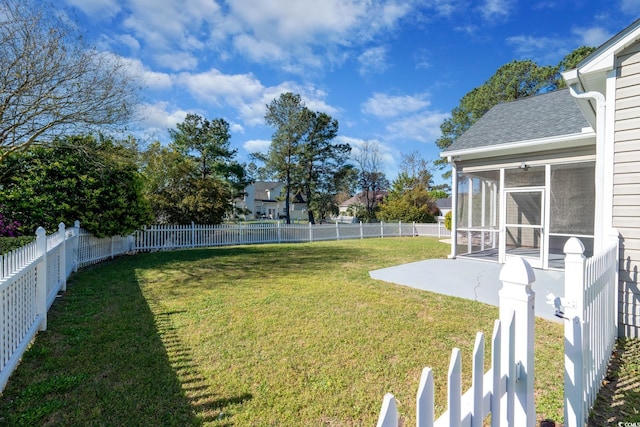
[614,41,640,337]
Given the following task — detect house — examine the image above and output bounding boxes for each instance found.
[233,181,307,220]
[441,18,640,337]
[435,197,452,217]
[336,190,387,222]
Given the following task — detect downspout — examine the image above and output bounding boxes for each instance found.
[449,156,457,259]
[567,84,606,253]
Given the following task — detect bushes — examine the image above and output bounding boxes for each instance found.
[0,236,34,255]
[444,211,452,231]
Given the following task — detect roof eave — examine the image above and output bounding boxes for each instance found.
[441,130,595,160]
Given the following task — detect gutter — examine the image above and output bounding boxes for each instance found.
[567,83,606,252]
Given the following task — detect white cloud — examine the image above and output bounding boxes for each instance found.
[116,34,141,51]
[358,46,389,76]
[118,56,173,90]
[243,139,271,154]
[505,35,568,62]
[135,102,189,130]
[176,69,337,126]
[571,26,613,48]
[386,112,450,143]
[86,0,414,73]
[64,0,120,18]
[362,93,431,118]
[177,69,264,102]
[479,0,512,20]
[154,52,199,71]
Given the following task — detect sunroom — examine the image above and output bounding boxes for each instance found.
[441,89,598,270]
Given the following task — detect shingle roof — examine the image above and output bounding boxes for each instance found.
[443,89,590,153]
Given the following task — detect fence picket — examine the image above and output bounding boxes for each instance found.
[472,332,484,427]
[376,393,398,427]
[416,367,434,427]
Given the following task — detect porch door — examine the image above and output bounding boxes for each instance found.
[500,188,545,268]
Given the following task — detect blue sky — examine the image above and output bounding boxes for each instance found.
[59,0,640,186]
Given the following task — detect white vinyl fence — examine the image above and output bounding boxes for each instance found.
[1,223,77,391]
[0,220,446,392]
[376,257,537,427]
[134,221,449,251]
[561,231,619,427]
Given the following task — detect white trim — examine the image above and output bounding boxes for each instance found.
[449,158,458,259]
[460,155,596,173]
[441,131,595,159]
[602,69,617,235]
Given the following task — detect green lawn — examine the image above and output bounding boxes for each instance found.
[0,238,566,426]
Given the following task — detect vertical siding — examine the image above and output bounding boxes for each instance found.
[614,41,640,337]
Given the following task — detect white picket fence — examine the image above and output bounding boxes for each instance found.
[0,223,77,391]
[134,221,449,251]
[376,233,621,427]
[562,231,619,427]
[377,257,537,427]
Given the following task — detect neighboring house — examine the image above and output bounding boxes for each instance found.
[233,181,307,221]
[337,191,387,222]
[441,18,640,337]
[435,197,452,217]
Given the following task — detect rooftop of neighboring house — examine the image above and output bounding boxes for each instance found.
[339,191,388,207]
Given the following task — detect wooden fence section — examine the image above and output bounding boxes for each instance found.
[563,232,619,427]
[377,257,536,427]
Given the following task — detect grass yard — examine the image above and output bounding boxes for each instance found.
[0,237,565,426]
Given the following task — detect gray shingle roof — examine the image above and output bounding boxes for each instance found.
[443,89,590,153]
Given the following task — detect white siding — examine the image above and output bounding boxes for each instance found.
[614,41,640,337]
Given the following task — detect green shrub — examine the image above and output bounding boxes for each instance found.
[444,211,452,231]
[0,236,35,255]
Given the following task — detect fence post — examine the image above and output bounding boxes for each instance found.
[191,222,195,248]
[360,221,363,239]
[381,221,384,238]
[336,221,340,240]
[73,220,80,272]
[35,227,47,331]
[563,237,586,427]
[498,257,536,427]
[309,222,313,242]
[278,221,282,243]
[398,220,402,237]
[58,223,66,292]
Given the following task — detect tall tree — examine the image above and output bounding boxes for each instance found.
[0,0,138,161]
[378,152,439,223]
[352,141,389,220]
[298,111,349,224]
[0,135,151,236]
[262,93,310,224]
[168,113,250,213]
[140,142,230,224]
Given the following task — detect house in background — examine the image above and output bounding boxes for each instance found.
[441,18,640,337]
[233,181,307,221]
[336,191,387,222]
[435,197,452,217]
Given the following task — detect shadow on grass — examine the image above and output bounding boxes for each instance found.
[588,338,640,426]
[0,248,265,426]
[0,243,370,426]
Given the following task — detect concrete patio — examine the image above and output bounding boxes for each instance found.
[370,257,565,322]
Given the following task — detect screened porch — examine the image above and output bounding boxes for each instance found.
[454,161,595,270]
